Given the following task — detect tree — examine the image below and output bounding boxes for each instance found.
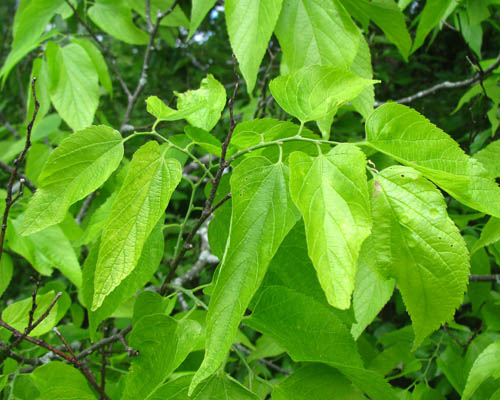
[0,0,500,398]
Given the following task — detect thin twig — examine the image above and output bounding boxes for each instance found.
[120,0,180,131]
[0,110,19,137]
[53,327,111,400]
[376,52,500,106]
[160,55,240,293]
[234,344,290,375]
[469,274,500,282]
[0,77,39,263]
[0,161,36,192]
[75,191,97,225]
[76,325,133,360]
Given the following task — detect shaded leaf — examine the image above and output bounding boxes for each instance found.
[122,314,201,400]
[463,338,500,399]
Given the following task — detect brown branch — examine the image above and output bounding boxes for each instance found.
[469,274,500,282]
[75,191,97,225]
[53,327,110,400]
[0,161,36,192]
[76,325,133,360]
[376,52,500,106]
[160,55,240,294]
[120,0,180,131]
[0,77,39,263]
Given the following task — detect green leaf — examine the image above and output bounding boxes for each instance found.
[122,314,202,400]
[2,291,69,336]
[0,254,13,298]
[350,35,375,119]
[247,286,397,400]
[226,0,283,93]
[463,338,500,399]
[185,126,222,157]
[193,374,260,399]
[9,219,82,287]
[412,0,453,53]
[80,193,117,245]
[272,363,365,400]
[471,217,500,254]
[82,223,164,338]
[88,0,149,45]
[351,240,395,339]
[274,0,359,72]
[20,125,123,235]
[46,42,99,131]
[190,157,300,394]
[175,74,226,131]
[371,166,470,347]
[289,144,372,309]
[188,0,217,39]
[92,142,181,310]
[366,103,500,218]
[128,0,189,27]
[467,0,490,25]
[270,65,377,123]
[27,58,51,125]
[474,140,500,178]
[0,0,63,83]
[71,38,113,97]
[31,362,95,399]
[340,0,412,61]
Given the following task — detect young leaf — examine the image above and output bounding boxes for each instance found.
[92,142,181,310]
[189,156,300,394]
[463,338,500,399]
[272,364,365,400]
[185,126,222,157]
[274,0,359,72]
[270,65,377,123]
[122,314,202,400]
[82,223,164,338]
[247,286,397,400]
[289,144,372,309]
[45,42,99,131]
[471,217,500,254]
[371,166,469,347]
[412,0,453,53]
[88,0,149,45]
[226,0,283,93]
[175,74,226,131]
[188,0,217,39]
[20,125,123,235]
[340,0,412,61]
[351,239,395,339]
[366,103,500,218]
